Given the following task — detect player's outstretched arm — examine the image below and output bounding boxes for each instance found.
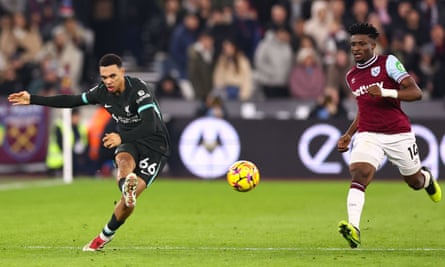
[8,91,31,105]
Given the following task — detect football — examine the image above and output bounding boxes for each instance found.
[226,160,260,192]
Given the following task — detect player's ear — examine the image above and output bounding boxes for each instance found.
[120,67,126,75]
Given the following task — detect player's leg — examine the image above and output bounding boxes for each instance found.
[386,132,442,203]
[339,132,383,248]
[83,145,142,252]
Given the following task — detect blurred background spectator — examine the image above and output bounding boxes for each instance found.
[213,38,253,101]
[289,47,325,100]
[155,74,183,99]
[254,26,293,99]
[187,30,214,101]
[0,1,444,114]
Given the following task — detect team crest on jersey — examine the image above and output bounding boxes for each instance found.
[371,66,380,77]
[137,90,145,96]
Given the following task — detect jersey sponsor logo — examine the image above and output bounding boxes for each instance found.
[179,117,240,179]
[352,81,383,97]
[371,66,380,77]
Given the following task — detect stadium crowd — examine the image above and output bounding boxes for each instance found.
[0,0,445,175]
[0,0,444,103]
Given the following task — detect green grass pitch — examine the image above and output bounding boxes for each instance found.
[0,177,444,267]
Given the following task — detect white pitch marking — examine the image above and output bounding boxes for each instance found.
[18,246,445,252]
[0,179,66,191]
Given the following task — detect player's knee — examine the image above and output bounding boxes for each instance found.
[115,152,136,171]
[349,164,373,186]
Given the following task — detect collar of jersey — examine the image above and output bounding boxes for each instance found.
[356,54,377,69]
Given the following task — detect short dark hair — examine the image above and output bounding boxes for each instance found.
[98,53,122,68]
[347,23,379,40]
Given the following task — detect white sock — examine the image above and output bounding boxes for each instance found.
[420,169,431,188]
[347,187,365,230]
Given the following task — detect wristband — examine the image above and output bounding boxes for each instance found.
[380,88,398,98]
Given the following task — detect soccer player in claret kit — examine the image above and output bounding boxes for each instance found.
[336,23,442,248]
[8,53,170,251]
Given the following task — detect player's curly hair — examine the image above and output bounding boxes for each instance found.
[99,53,123,68]
[347,23,379,40]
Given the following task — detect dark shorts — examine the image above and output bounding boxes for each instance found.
[114,143,168,187]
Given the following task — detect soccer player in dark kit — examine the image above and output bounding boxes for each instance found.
[336,23,441,248]
[8,53,170,251]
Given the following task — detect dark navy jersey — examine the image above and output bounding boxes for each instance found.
[82,76,170,156]
[30,76,170,156]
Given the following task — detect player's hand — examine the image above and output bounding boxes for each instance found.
[366,84,382,97]
[8,91,30,105]
[102,132,122,149]
[337,134,351,153]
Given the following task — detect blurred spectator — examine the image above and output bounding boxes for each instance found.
[26,0,59,42]
[196,0,213,30]
[10,12,42,66]
[390,0,412,34]
[89,0,122,62]
[166,12,200,79]
[46,108,90,177]
[142,0,185,72]
[232,0,262,63]
[428,24,445,99]
[0,14,15,61]
[289,47,325,100]
[416,0,445,28]
[0,12,42,89]
[371,0,391,27]
[304,0,332,53]
[254,27,293,98]
[251,0,291,32]
[195,94,228,119]
[325,46,353,100]
[0,0,27,14]
[308,87,347,120]
[187,30,214,101]
[289,17,306,52]
[51,14,95,87]
[330,0,346,25]
[403,8,430,46]
[36,27,83,93]
[27,58,60,95]
[344,0,369,26]
[207,6,235,61]
[417,45,436,99]
[323,20,349,65]
[0,66,23,96]
[155,74,183,99]
[263,3,292,35]
[213,39,253,101]
[121,0,159,68]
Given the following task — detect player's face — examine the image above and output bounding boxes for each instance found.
[350,34,376,64]
[99,64,125,94]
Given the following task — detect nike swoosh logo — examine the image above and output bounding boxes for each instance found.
[104,104,112,108]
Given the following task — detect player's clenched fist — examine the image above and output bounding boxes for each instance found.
[337,134,351,153]
[8,91,31,105]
